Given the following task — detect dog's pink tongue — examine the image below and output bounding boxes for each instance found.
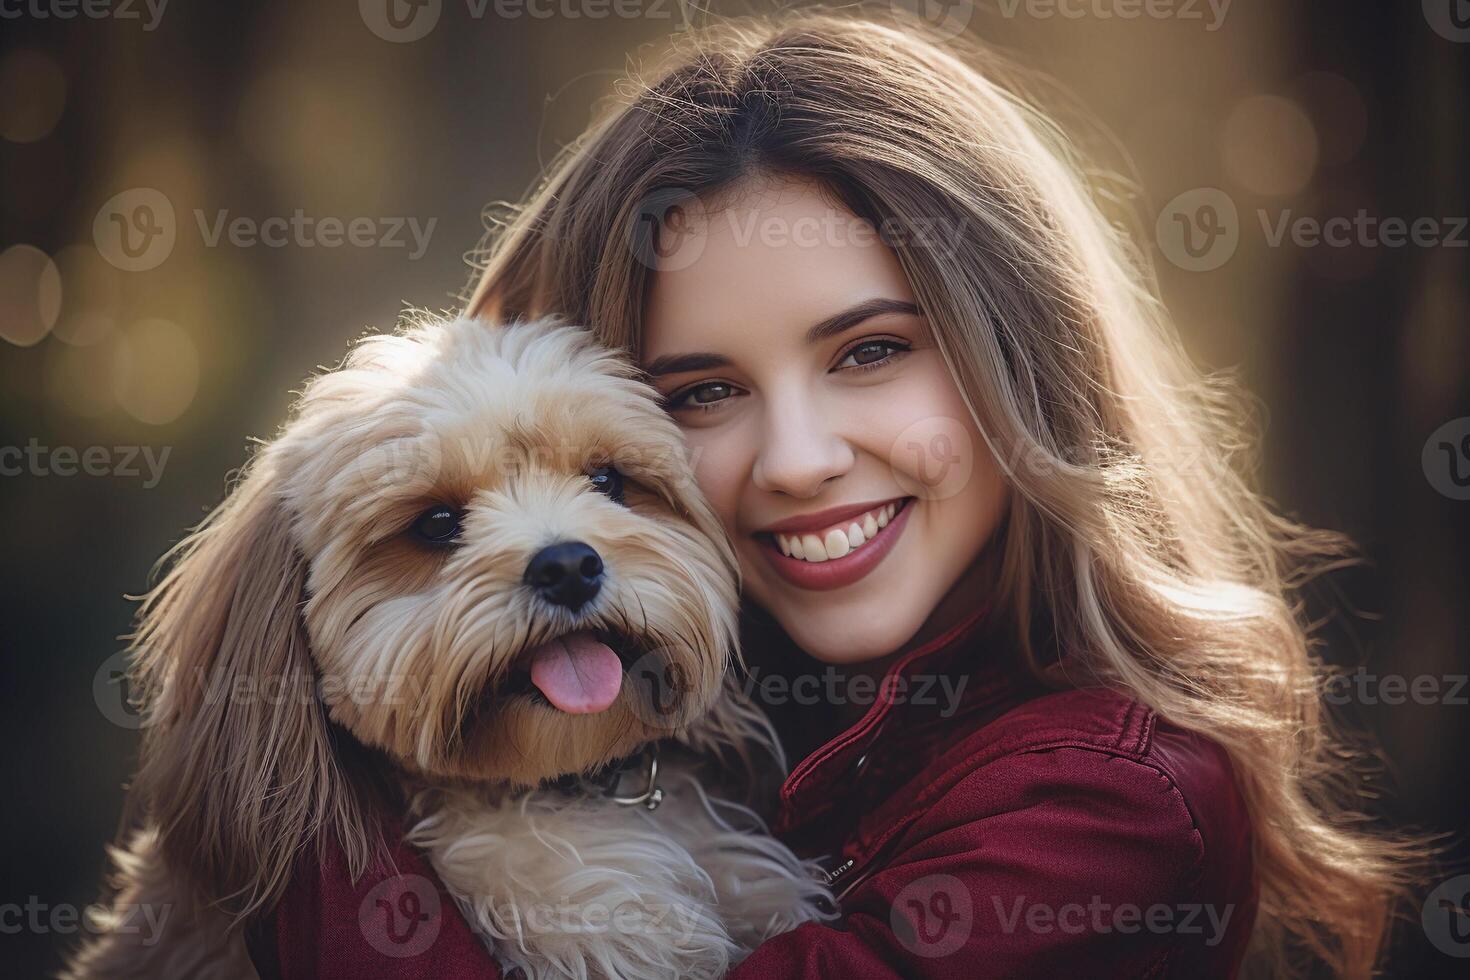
[527,630,623,714]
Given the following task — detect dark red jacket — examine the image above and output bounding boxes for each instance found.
[253,605,1258,978]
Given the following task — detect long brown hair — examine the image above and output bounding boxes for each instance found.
[464,11,1421,976]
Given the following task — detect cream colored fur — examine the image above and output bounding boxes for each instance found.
[67,315,831,979]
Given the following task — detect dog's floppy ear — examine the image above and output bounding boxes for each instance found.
[129,456,377,918]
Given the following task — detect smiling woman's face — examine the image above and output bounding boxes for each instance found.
[642,177,1008,664]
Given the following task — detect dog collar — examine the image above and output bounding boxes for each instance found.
[601,743,664,811]
[544,743,664,811]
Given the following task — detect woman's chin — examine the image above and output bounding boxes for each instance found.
[775,605,923,667]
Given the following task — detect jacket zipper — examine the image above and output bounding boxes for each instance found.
[821,858,855,887]
[826,828,913,904]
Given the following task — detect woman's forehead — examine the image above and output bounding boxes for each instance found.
[640,179,914,365]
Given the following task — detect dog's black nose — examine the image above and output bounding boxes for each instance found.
[524,541,604,611]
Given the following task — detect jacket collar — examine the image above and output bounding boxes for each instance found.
[753,601,1021,841]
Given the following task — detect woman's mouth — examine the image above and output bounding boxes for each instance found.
[755,496,915,591]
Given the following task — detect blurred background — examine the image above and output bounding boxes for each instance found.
[1,1,1466,975]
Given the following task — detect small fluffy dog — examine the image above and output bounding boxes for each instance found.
[69,316,831,979]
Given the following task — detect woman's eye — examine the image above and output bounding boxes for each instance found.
[413,505,463,543]
[664,381,739,412]
[835,339,910,371]
[588,465,625,504]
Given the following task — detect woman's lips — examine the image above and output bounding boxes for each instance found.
[755,497,914,592]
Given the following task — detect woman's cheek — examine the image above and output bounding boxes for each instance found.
[682,426,748,538]
[851,370,983,500]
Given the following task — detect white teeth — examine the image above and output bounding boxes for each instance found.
[801,533,828,562]
[774,500,906,564]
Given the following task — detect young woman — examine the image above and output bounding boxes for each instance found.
[261,11,1417,979]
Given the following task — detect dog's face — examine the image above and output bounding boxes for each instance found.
[266,317,738,786]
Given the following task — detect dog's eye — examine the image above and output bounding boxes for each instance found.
[412,505,463,543]
[588,465,625,505]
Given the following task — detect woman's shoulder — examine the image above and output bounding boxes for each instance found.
[922,685,1256,910]
[951,685,1249,825]
[783,687,1259,978]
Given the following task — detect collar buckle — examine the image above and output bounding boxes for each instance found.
[603,743,664,810]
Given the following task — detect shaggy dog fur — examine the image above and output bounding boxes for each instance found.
[67,316,832,979]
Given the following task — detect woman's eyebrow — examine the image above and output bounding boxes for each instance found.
[642,351,732,378]
[642,297,920,378]
[804,297,920,345]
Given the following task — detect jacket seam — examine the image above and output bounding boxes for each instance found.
[848,697,1159,856]
[856,739,1210,909]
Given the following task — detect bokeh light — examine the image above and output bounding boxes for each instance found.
[0,244,62,347]
[0,49,66,144]
[1293,71,1369,167]
[1222,94,1319,197]
[112,318,199,425]
[46,337,116,419]
[52,246,123,347]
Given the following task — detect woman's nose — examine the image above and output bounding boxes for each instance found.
[751,394,855,498]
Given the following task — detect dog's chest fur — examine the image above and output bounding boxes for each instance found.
[408,760,833,980]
